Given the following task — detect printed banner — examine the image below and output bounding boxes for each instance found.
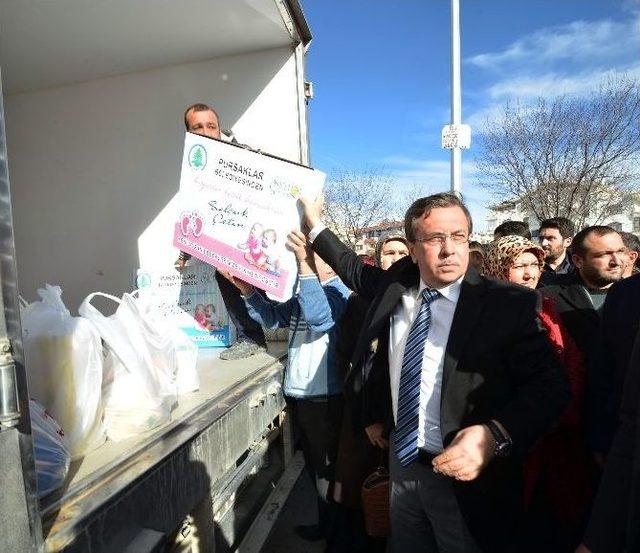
[173,133,325,300]
[136,261,236,348]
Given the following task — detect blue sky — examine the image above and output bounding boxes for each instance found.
[303,0,640,231]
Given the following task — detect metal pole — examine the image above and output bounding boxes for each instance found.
[450,0,462,196]
[0,66,43,552]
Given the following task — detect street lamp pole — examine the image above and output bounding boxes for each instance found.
[450,0,462,196]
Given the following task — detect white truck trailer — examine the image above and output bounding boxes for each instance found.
[0,1,313,551]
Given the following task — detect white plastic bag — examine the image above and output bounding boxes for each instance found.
[133,291,199,394]
[30,399,71,498]
[21,285,105,458]
[79,292,178,441]
[174,331,199,394]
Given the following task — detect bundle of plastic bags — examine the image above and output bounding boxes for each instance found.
[22,283,199,448]
[79,292,179,442]
[21,285,105,458]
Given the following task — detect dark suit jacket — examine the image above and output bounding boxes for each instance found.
[588,273,640,453]
[313,228,569,552]
[542,272,601,365]
[584,320,640,553]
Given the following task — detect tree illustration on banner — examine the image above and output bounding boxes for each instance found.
[191,147,204,169]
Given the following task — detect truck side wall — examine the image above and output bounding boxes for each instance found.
[5,45,306,310]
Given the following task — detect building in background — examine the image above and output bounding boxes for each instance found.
[486,194,640,238]
[354,220,404,254]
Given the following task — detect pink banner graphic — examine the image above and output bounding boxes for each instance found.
[173,223,290,299]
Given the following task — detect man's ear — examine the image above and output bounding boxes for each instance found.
[408,241,418,263]
[564,237,573,249]
[572,253,583,269]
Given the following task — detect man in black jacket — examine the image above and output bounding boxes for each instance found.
[542,226,626,369]
[579,314,640,553]
[587,272,640,456]
[538,217,576,285]
[301,193,569,553]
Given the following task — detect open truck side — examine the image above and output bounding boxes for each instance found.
[0,2,313,551]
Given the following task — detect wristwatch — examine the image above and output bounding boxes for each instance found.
[485,420,512,457]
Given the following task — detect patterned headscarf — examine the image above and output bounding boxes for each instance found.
[484,235,545,281]
[375,233,409,267]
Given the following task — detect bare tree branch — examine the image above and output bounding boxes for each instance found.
[323,168,396,250]
[476,76,640,228]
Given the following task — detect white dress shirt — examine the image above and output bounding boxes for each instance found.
[389,278,462,453]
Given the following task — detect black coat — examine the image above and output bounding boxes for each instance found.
[588,273,640,454]
[312,228,570,552]
[584,316,640,553]
[542,272,601,365]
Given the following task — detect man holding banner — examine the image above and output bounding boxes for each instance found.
[175,103,267,360]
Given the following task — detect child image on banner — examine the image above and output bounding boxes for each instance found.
[204,304,224,331]
[194,304,207,329]
[239,223,282,276]
[175,263,234,346]
[191,303,222,331]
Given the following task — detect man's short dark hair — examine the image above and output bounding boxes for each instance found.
[539,217,576,239]
[184,103,220,130]
[571,225,618,258]
[404,193,473,241]
[621,231,640,255]
[493,220,531,240]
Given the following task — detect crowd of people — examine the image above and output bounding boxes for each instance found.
[182,102,640,553]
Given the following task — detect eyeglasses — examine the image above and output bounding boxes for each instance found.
[511,262,542,271]
[413,232,469,246]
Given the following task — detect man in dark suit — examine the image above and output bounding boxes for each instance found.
[542,226,626,370]
[301,193,569,553]
[578,307,640,553]
[587,272,640,456]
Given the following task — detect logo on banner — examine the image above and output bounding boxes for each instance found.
[189,144,207,170]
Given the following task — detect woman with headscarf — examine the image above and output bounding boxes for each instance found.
[485,235,593,553]
[330,233,408,553]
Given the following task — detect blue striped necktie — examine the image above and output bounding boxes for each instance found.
[394,287,441,466]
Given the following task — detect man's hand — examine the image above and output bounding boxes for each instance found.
[575,544,592,553]
[432,424,495,481]
[365,423,389,449]
[298,193,324,232]
[218,269,254,296]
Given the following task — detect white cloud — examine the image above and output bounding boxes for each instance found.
[380,156,493,230]
[486,63,640,101]
[468,17,640,72]
[383,156,480,184]
[465,103,504,130]
[383,157,451,197]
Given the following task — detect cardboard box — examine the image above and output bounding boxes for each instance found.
[137,261,236,348]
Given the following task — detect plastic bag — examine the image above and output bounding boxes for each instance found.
[133,291,199,394]
[174,331,199,394]
[21,285,105,458]
[79,292,178,441]
[30,399,71,498]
